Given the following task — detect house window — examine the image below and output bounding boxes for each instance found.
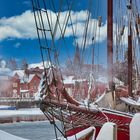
[13,83,18,88]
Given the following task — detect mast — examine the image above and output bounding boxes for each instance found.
[128,24,132,97]
[74,45,80,66]
[92,47,94,67]
[107,0,113,90]
[128,0,133,97]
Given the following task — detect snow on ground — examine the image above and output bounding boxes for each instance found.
[0,130,29,140]
[0,108,43,118]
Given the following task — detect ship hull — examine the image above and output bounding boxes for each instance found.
[66,110,132,140]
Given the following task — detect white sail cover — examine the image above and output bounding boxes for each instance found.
[130,113,140,140]
[96,122,117,140]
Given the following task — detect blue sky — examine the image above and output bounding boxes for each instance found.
[0,0,109,67]
[0,0,42,65]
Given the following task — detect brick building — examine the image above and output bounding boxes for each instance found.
[11,73,21,97]
[0,67,43,98]
[20,74,41,98]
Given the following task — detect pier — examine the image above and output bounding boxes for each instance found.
[0,98,39,109]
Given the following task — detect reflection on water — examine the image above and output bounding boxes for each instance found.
[0,121,61,140]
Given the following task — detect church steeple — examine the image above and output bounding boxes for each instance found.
[74,45,80,66]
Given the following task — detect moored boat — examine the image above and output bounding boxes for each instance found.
[31,0,140,139]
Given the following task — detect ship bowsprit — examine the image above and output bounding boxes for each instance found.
[40,97,132,139]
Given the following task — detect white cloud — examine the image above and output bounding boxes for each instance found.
[0,10,108,48]
[0,26,21,40]
[73,20,107,48]
[14,42,21,48]
[0,10,36,41]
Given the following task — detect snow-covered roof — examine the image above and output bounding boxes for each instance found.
[63,76,87,84]
[12,70,24,79]
[29,62,44,69]
[63,76,75,84]
[28,61,51,69]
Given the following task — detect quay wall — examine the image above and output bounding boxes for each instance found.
[0,98,40,109]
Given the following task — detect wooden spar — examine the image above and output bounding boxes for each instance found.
[128,23,133,97]
[92,47,94,66]
[107,0,113,89]
[127,0,133,97]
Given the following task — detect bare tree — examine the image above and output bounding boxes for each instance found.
[21,59,28,70]
[7,58,17,70]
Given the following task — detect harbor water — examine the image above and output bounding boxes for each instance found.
[0,121,61,140]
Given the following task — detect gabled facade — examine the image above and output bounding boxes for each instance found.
[20,73,42,98]
[0,67,43,98]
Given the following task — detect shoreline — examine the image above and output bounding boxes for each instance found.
[0,108,47,124]
[0,115,47,124]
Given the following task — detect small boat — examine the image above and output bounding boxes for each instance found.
[0,105,16,110]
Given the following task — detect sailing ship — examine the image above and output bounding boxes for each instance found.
[112,0,140,112]
[31,0,140,139]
